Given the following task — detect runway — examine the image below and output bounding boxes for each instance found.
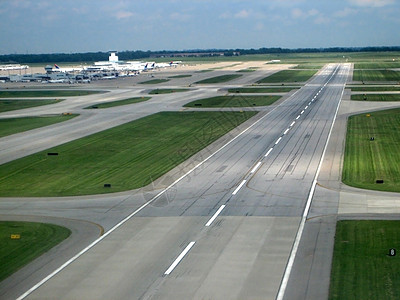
[0,63,352,299]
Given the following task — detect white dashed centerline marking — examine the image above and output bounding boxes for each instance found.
[290,121,295,127]
[232,180,246,195]
[205,205,226,227]
[300,110,304,114]
[283,128,289,135]
[275,137,282,145]
[250,161,262,174]
[265,148,273,157]
[296,115,300,120]
[164,242,196,275]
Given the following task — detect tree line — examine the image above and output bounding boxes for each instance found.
[1,46,399,64]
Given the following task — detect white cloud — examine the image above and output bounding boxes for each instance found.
[291,8,320,19]
[348,0,394,7]
[114,11,133,19]
[334,7,358,18]
[234,9,250,18]
[170,12,191,21]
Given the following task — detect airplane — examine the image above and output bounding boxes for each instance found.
[0,64,29,71]
[52,64,83,73]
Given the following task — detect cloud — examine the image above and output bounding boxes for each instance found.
[234,9,250,18]
[348,0,394,7]
[334,7,358,18]
[170,12,191,21]
[291,8,320,19]
[114,11,133,19]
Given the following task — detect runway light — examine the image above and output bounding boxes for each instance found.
[11,234,21,239]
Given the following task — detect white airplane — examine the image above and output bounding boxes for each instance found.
[0,64,29,71]
[52,64,83,73]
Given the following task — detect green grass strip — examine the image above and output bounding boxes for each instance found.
[184,95,280,108]
[354,62,400,69]
[0,90,100,98]
[148,89,189,95]
[0,99,63,113]
[0,221,71,282]
[329,220,400,300]
[228,87,298,93]
[351,94,400,101]
[138,79,170,84]
[349,86,400,92]
[85,97,151,109]
[0,115,77,138]
[256,70,317,83]
[168,74,192,78]
[237,69,256,73]
[0,111,257,196]
[195,74,242,84]
[353,70,400,81]
[342,108,400,192]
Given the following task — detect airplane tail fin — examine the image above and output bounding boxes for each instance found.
[54,64,60,69]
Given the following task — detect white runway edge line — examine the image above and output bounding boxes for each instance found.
[232,179,246,195]
[164,241,196,275]
[17,87,300,300]
[276,64,345,300]
[205,205,226,227]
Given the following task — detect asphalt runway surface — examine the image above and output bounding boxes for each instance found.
[0,62,367,299]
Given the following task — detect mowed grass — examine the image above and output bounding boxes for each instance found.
[85,97,151,109]
[0,90,100,98]
[256,70,317,83]
[148,89,189,94]
[0,111,257,196]
[0,99,62,113]
[329,220,400,300]
[354,62,400,69]
[351,94,400,101]
[0,115,77,138]
[342,108,400,192]
[353,70,400,81]
[138,79,170,84]
[0,221,71,282]
[194,74,242,84]
[228,87,298,93]
[168,74,192,78]
[184,95,280,108]
[348,86,400,92]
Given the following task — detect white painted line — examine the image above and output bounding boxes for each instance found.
[265,148,273,157]
[283,128,289,135]
[290,121,295,127]
[300,110,304,114]
[305,105,308,110]
[275,137,282,145]
[164,241,196,275]
[308,102,311,106]
[296,115,300,120]
[232,180,246,195]
[250,161,262,174]
[277,63,346,300]
[205,205,226,227]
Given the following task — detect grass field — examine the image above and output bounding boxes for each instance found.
[0,221,71,282]
[348,86,400,92]
[0,90,100,98]
[148,89,189,94]
[329,220,400,300]
[256,70,317,83]
[228,87,298,93]
[0,111,257,196]
[353,70,400,81]
[184,95,280,108]
[354,62,400,69]
[194,74,242,84]
[293,63,324,69]
[0,115,77,138]
[168,74,192,78]
[138,79,170,84]
[342,108,400,192]
[351,94,400,101]
[237,69,256,72]
[85,97,151,109]
[0,99,62,113]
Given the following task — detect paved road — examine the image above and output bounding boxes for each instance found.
[0,63,352,300]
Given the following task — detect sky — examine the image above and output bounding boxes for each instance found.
[0,0,399,55]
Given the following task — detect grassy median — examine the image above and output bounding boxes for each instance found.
[342,108,400,192]
[85,97,151,109]
[195,74,242,84]
[0,99,63,113]
[184,95,280,108]
[0,111,257,196]
[329,220,400,300]
[0,221,71,282]
[0,115,77,138]
[257,70,317,83]
[0,90,100,98]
